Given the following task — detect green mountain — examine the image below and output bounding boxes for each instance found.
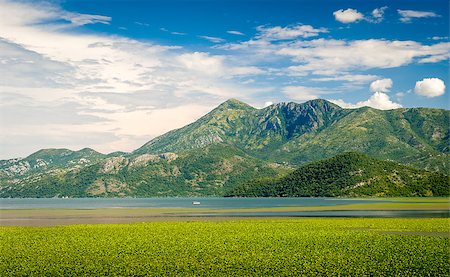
[137,99,448,171]
[1,144,286,197]
[136,99,349,158]
[0,99,448,198]
[226,152,449,197]
[0,148,105,178]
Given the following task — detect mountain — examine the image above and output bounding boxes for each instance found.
[226,152,449,197]
[0,148,105,178]
[136,99,448,171]
[135,99,349,158]
[0,99,448,198]
[1,143,287,197]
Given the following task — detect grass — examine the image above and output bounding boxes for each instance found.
[1,218,449,276]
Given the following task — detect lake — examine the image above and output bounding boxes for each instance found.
[1,197,387,209]
[1,197,448,219]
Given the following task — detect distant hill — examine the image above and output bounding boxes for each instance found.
[1,99,448,198]
[226,152,449,197]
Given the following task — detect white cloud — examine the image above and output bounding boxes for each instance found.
[398,9,440,23]
[198,35,225,43]
[333,8,364,23]
[278,39,450,75]
[176,52,263,78]
[135,22,150,27]
[81,104,212,142]
[61,12,111,26]
[2,103,213,157]
[227,30,245,36]
[282,86,328,101]
[264,101,273,107]
[328,99,358,109]
[370,78,393,92]
[177,52,225,76]
[312,74,379,83]
[329,78,401,110]
[372,7,387,19]
[357,92,402,109]
[333,7,387,24]
[430,36,449,41]
[414,78,446,97]
[171,31,186,36]
[0,0,269,158]
[330,92,402,110]
[395,92,406,98]
[256,24,328,40]
[0,38,76,88]
[370,6,388,23]
[221,26,450,76]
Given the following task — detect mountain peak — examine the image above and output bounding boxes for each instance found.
[302,99,342,109]
[268,99,342,112]
[218,98,254,110]
[77,148,101,154]
[26,148,72,159]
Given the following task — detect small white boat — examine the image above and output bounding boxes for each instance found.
[192,201,201,205]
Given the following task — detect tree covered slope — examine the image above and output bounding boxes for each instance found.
[1,144,287,197]
[226,152,449,197]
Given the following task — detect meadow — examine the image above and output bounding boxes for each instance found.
[1,218,449,276]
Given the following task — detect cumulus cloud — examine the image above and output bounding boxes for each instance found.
[370,78,393,92]
[256,24,328,40]
[398,9,440,23]
[333,8,364,23]
[357,92,402,109]
[329,78,401,110]
[414,78,446,97]
[334,7,387,24]
[330,92,401,110]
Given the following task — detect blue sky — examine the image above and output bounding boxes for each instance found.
[0,0,448,158]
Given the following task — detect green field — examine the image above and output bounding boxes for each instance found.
[1,218,449,276]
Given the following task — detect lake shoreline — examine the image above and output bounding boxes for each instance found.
[1,197,448,226]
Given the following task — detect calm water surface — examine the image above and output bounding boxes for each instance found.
[0,198,448,218]
[1,197,383,209]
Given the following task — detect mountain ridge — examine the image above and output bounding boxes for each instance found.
[1,99,448,198]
